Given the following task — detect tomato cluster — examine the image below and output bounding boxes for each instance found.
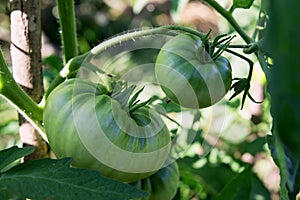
[44,79,171,183]
[43,33,232,199]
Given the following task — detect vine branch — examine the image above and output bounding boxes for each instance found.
[0,49,47,142]
[204,0,253,44]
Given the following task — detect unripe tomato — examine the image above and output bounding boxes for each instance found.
[155,34,232,109]
[131,161,179,200]
[43,79,171,183]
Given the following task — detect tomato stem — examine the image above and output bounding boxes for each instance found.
[91,25,206,55]
[204,0,253,44]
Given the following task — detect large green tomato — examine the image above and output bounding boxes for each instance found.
[43,79,171,183]
[131,161,179,200]
[155,34,232,109]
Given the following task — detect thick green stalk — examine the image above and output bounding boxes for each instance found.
[56,0,78,64]
[0,49,46,141]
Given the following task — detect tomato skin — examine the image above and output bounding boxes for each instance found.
[131,161,180,200]
[43,79,171,183]
[155,34,232,109]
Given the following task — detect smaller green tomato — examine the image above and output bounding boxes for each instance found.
[155,34,232,109]
[131,161,180,200]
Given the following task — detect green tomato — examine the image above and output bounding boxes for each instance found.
[155,34,232,109]
[131,161,180,200]
[43,79,171,183]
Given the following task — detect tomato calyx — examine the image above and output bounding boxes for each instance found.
[209,34,235,60]
[229,77,263,109]
[193,31,235,66]
[97,75,153,119]
[128,86,152,114]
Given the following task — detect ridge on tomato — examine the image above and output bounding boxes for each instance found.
[155,34,232,109]
[131,161,180,200]
[43,77,171,183]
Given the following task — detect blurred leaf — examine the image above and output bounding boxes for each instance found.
[43,54,62,72]
[0,99,17,128]
[240,136,266,156]
[0,101,18,136]
[233,0,255,9]
[0,190,4,200]
[132,0,149,14]
[0,109,17,127]
[251,173,272,200]
[0,158,148,200]
[0,146,34,172]
[0,121,19,136]
[170,0,188,22]
[178,156,237,195]
[43,55,63,89]
[78,36,91,53]
[213,167,271,200]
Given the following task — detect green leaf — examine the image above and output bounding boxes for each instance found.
[0,146,35,172]
[0,189,5,200]
[233,0,255,9]
[170,0,189,22]
[177,156,237,195]
[240,137,266,156]
[267,134,289,200]
[212,167,271,200]
[0,158,148,200]
[265,0,300,197]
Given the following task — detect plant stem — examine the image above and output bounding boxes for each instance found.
[204,0,253,44]
[56,0,78,64]
[10,0,48,160]
[202,0,269,78]
[224,49,254,80]
[0,49,47,141]
[92,25,205,55]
